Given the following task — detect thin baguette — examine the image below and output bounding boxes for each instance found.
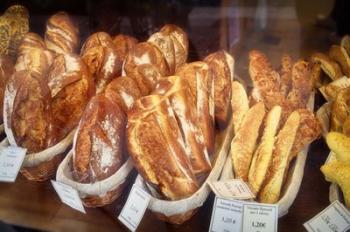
[231,81,249,133]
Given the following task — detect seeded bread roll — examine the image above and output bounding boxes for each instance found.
[45,11,79,54]
[72,95,126,183]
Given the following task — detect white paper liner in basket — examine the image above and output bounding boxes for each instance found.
[221,93,315,218]
[133,118,235,218]
[0,129,75,167]
[56,150,133,198]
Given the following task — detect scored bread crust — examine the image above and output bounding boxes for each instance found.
[176,61,215,155]
[127,95,199,200]
[153,76,211,175]
[72,95,126,183]
[248,105,282,194]
[259,111,300,204]
[231,102,266,181]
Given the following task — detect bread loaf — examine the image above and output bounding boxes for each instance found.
[81,32,123,92]
[279,54,293,96]
[204,50,234,127]
[231,81,249,133]
[123,42,170,95]
[148,24,188,73]
[127,94,199,200]
[18,32,46,55]
[72,95,126,183]
[5,71,53,153]
[154,76,211,175]
[47,53,95,144]
[45,12,79,54]
[112,34,138,62]
[331,87,350,132]
[104,76,141,112]
[0,55,14,122]
[311,52,343,80]
[176,62,215,154]
[329,45,350,77]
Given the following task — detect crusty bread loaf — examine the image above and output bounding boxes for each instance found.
[104,76,141,112]
[279,54,293,96]
[204,50,234,127]
[329,45,350,78]
[259,111,300,204]
[47,53,95,144]
[45,11,79,54]
[311,52,343,80]
[123,42,170,95]
[18,32,46,55]
[127,94,198,200]
[248,105,282,194]
[7,71,53,153]
[72,95,126,183]
[176,62,215,154]
[0,55,14,122]
[112,34,138,62]
[231,102,265,181]
[153,76,211,175]
[81,32,122,93]
[331,87,350,132]
[148,24,188,73]
[231,81,249,133]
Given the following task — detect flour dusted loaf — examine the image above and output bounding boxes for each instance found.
[72,95,126,183]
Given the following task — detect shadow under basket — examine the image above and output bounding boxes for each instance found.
[20,152,65,181]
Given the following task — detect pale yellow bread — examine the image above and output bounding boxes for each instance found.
[259,111,300,204]
[231,102,265,181]
[326,132,350,165]
[248,105,282,194]
[230,81,249,133]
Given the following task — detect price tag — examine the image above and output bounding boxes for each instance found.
[242,202,278,232]
[118,184,151,232]
[0,146,26,182]
[51,180,85,214]
[209,179,255,200]
[304,200,350,232]
[209,196,243,232]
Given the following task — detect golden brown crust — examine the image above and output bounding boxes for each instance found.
[81,32,114,54]
[72,95,126,183]
[0,55,14,122]
[231,81,249,133]
[279,54,293,96]
[331,87,350,132]
[123,42,170,95]
[148,24,188,73]
[103,76,141,112]
[127,95,199,200]
[311,52,343,80]
[18,32,46,55]
[10,71,53,153]
[204,50,233,127]
[45,11,79,54]
[112,34,138,62]
[47,53,95,144]
[329,45,350,77]
[176,61,215,154]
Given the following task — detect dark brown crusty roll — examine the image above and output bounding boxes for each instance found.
[45,11,79,54]
[153,76,211,175]
[123,42,170,95]
[47,53,95,144]
[127,94,199,200]
[148,24,188,73]
[81,32,123,92]
[175,61,215,155]
[5,70,53,153]
[204,50,234,127]
[104,76,141,113]
[0,55,14,122]
[72,95,126,183]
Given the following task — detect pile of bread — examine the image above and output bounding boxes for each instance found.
[312,36,350,137]
[230,50,321,204]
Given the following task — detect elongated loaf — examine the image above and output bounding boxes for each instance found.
[231,81,249,133]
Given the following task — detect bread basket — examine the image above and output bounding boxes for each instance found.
[221,92,315,217]
[56,150,133,207]
[133,118,235,224]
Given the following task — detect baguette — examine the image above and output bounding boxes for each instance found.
[259,111,300,204]
[231,81,249,133]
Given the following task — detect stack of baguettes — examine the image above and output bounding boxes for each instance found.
[230,50,322,204]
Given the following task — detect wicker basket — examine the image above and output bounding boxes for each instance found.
[56,150,133,207]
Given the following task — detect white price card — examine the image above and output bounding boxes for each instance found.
[304,200,350,232]
[209,179,255,200]
[118,184,151,232]
[242,202,278,232]
[51,180,86,214]
[0,146,26,182]
[209,196,243,232]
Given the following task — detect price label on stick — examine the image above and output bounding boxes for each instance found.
[0,146,26,182]
[209,196,243,232]
[304,200,350,232]
[242,202,278,232]
[51,180,85,214]
[118,184,151,232]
